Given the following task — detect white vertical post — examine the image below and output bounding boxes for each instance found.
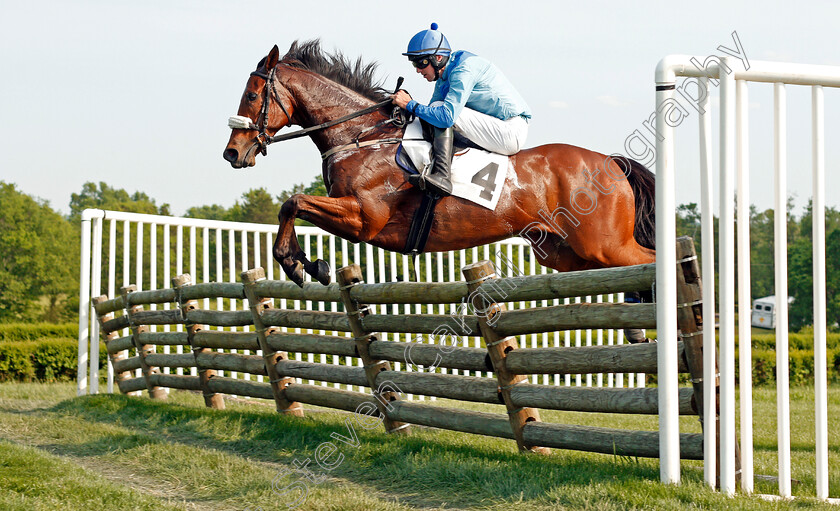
[204,228,211,285]
[595,294,603,387]
[736,79,754,494]
[253,231,261,269]
[612,293,630,387]
[190,224,197,377]
[261,230,270,385]
[317,235,327,379]
[401,251,412,397]
[389,251,400,373]
[190,227,197,286]
[136,223,144,291]
[150,223,157,293]
[107,218,116,393]
[89,216,103,394]
[424,251,433,399]
[774,82,792,499]
[214,228,221,294]
[606,293,614,388]
[329,235,338,380]
[150,222,161,385]
[228,229,237,380]
[241,230,250,380]
[306,234,315,375]
[585,295,593,387]
[698,76,717,489]
[177,226,184,276]
[163,225,171,375]
[177,226,184,376]
[240,230,248,275]
[214,228,222,377]
[328,236,336,288]
[77,211,93,395]
[258,230,267,384]
[435,251,445,376]
[654,61,680,485]
[811,85,829,501]
[108,219,116,297]
[719,59,737,496]
[123,220,130,288]
[122,220,131,376]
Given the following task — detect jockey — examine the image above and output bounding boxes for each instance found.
[392,23,531,197]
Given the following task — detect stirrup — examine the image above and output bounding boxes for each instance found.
[408,171,451,196]
[407,173,424,188]
[423,173,452,196]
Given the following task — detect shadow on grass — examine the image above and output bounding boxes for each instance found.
[43,393,676,509]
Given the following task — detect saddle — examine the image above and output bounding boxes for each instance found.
[396,119,509,261]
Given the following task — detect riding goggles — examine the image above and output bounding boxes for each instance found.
[410,56,433,69]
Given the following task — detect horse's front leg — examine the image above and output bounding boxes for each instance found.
[273,194,367,287]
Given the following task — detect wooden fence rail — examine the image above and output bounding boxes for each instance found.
[92,236,729,464]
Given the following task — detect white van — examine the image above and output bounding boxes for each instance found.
[751,296,776,329]
[751,296,795,329]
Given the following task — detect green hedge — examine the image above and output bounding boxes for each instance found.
[750,333,840,351]
[0,323,78,342]
[0,338,106,383]
[746,348,840,386]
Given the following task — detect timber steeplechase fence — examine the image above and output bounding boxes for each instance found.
[78,53,840,501]
[91,236,717,461]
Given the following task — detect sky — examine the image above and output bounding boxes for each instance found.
[2,0,840,217]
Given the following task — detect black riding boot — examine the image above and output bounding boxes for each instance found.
[416,126,454,196]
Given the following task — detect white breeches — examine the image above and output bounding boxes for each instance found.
[431,101,529,155]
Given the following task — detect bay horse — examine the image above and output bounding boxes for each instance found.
[223,41,656,287]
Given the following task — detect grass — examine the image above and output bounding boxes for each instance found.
[0,382,838,510]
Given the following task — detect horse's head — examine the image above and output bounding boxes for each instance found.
[223,45,296,168]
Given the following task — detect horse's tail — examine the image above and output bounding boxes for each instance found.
[615,157,656,250]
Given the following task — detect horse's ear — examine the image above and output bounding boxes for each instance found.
[266,45,280,69]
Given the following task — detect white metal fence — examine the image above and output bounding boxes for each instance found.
[655,56,838,501]
[77,209,645,399]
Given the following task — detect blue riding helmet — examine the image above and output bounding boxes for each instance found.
[402,23,451,58]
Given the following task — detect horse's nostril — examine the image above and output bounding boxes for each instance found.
[223,148,239,163]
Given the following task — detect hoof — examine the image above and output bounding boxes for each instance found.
[305,259,332,286]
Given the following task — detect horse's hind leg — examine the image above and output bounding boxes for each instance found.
[528,232,601,272]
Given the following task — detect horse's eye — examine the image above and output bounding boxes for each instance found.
[247,92,258,101]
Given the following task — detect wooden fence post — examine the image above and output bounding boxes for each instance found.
[241,268,304,416]
[462,261,550,454]
[121,285,167,400]
[91,295,135,393]
[172,274,225,409]
[675,236,741,487]
[336,265,410,435]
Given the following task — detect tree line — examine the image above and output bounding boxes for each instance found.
[1,178,837,331]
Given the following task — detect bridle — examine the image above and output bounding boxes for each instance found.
[228,67,407,159]
[229,66,293,156]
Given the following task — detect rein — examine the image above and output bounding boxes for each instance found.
[228,69,406,158]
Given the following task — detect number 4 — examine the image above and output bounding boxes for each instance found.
[471,163,498,200]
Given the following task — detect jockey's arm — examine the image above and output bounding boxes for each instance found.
[405,68,476,129]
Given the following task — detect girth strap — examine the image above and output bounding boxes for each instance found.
[402,192,441,279]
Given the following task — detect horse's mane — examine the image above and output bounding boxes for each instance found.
[279,39,389,103]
